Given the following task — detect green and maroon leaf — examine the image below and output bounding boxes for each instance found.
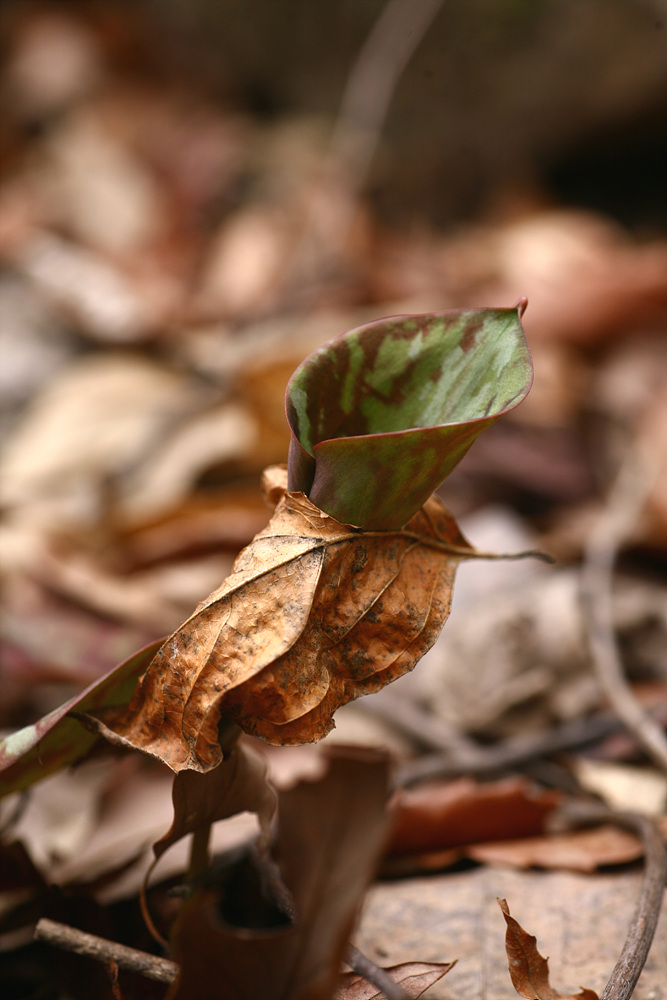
[286,304,532,529]
[0,639,163,799]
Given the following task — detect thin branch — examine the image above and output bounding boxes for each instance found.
[601,812,667,1000]
[559,802,667,1000]
[347,944,412,1000]
[580,430,667,772]
[330,0,446,197]
[274,0,446,311]
[34,918,177,984]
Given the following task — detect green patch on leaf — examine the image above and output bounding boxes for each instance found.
[286,304,532,529]
[0,639,163,799]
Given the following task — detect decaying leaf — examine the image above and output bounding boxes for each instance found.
[0,639,163,799]
[468,825,645,873]
[153,742,277,864]
[286,306,532,529]
[499,898,599,1000]
[334,960,455,999]
[389,777,561,858]
[91,465,476,767]
[167,747,391,1000]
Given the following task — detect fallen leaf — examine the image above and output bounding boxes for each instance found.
[498,898,599,1000]
[388,777,561,857]
[468,825,645,873]
[0,639,163,799]
[92,465,475,767]
[334,960,455,999]
[167,746,391,1000]
[286,306,532,529]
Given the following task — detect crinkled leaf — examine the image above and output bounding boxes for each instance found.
[286,305,532,529]
[0,639,163,799]
[499,899,599,1000]
[334,961,456,999]
[167,747,391,1000]
[92,466,475,769]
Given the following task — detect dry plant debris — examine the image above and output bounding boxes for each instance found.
[499,898,599,1000]
[1,3,667,999]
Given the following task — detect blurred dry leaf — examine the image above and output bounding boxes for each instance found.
[499,898,599,1000]
[167,747,390,1000]
[389,777,561,858]
[571,760,667,817]
[0,353,203,511]
[32,106,165,255]
[468,825,645,873]
[93,465,475,765]
[17,234,166,342]
[334,960,455,999]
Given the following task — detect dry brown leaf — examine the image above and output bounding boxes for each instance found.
[167,747,391,1000]
[388,777,561,858]
[334,960,455,999]
[94,465,474,768]
[499,898,599,1000]
[468,825,644,872]
[153,742,277,864]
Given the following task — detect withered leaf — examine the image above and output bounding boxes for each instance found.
[93,466,475,770]
[334,960,455,999]
[388,777,561,858]
[498,898,599,1000]
[154,742,277,863]
[167,747,391,1000]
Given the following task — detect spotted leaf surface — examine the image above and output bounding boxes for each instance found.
[91,466,476,767]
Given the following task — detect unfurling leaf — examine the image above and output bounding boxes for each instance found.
[90,467,476,767]
[498,899,599,1000]
[286,305,532,529]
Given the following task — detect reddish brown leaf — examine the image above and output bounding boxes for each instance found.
[388,777,561,857]
[499,898,599,1000]
[167,747,391,1000]
[334,960,455,999]
[93,466,475,769]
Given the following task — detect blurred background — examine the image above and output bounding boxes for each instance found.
[1,1,667,995]
[0,0,666,769]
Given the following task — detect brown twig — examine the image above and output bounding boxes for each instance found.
[580,433,667,772]
[601,812,667,1000]
[559,802,667,1000]
[347,944,412,1000]
[34,918,177,984]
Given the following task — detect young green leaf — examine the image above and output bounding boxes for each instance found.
[286,304,532,529]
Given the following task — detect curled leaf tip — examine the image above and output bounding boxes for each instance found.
[286,306,533,529]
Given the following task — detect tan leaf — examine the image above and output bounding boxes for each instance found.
[468,825,644,873]
[94,465,474,770]
[334,960,455,999]
[498,898,599,1000]
[154,742,277,863]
